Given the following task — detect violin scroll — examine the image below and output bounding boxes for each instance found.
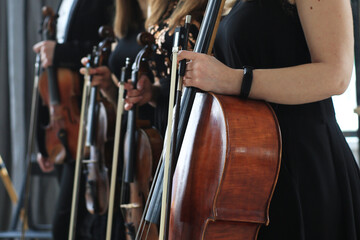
[96,26,115,67]
[41,6,56,40]
[137,32,155,47]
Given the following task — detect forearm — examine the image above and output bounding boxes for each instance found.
[248,61,353,105]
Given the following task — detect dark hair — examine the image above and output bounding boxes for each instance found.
[114,0,144,38]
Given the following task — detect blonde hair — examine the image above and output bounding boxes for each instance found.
[114,0,144,38]
[222,0,237,16]
[145,0,207,30]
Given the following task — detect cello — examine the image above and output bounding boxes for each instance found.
[140,0,282,238]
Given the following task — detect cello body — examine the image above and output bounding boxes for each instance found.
[169,93,281,239]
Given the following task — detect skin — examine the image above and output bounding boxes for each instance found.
[33,40,56,170]
[33,40,56,68]
[177,0,354,105]
[125,0,354,109]
[79,0,154,110]
[37,153,54,172]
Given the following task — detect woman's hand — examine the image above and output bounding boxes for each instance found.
[33,40,56,68]
[177,50,242,95]
[80,57,118,104]
[124,74,154,110]
[37,153,54,173]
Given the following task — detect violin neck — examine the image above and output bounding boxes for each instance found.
[86,86,98,146]
[47,66,61,105]
[124,106,137,183]
[123,66,139,183]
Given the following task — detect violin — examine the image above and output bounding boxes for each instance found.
[83,26,116,215]
[38,6,81,164]
[68,26,115,240]
[120,32,163,240]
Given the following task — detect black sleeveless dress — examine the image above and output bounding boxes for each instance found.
[214,1,360,239]
[108,28,155,123]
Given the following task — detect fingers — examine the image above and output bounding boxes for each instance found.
[125,95,143,105]
[79,66,108,76]
[124,102,134,111]
[79,66,97,75]
[33,41,43,53]
[33,41,56,68]
[124,80,144,106]
[137,74,150,90]
[37,153,54,173]
[81,57,89,66]
[177,50,199,62]
[124,82,134,91]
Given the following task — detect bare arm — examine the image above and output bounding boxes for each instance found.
[178,0,354,104]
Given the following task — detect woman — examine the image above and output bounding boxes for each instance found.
[82,1,206,237]
[32,0,114,239]
[177,0,360,239]
[79,0,154,239]
[123,0,206,136]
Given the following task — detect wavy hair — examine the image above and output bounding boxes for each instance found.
[145,0,207,30]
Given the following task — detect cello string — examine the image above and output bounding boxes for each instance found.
[135,149,164,239]
[145,224,151,239]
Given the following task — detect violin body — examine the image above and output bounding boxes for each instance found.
[169,93,281,239]
[123,126,162,239]
[38,68,81,164]
[81,25,116,215]
[85,97,116,215]
[120,32,162,239]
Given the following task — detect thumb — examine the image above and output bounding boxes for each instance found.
[81,57,89,66]
[33,41,43,53]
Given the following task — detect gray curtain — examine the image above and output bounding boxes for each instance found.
[0,0,60,232]
[0,0,12,231]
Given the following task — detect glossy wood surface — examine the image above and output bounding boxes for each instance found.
[124,127,163,239]
[169,92,281,239]
[38,69,81,164]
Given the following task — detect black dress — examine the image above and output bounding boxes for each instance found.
[108,28,155,123]
[214,1,360,239]
[35,1,115,239]
[148,0,201,136]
